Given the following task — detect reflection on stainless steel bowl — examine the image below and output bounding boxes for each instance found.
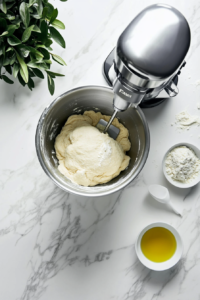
[35,85,150,197]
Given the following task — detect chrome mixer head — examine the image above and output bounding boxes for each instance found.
[112,3,190,110]
[100,3,191,135]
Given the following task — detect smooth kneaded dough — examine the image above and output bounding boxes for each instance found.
[55,111,131,186]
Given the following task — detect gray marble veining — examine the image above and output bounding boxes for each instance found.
[0,0,200,299]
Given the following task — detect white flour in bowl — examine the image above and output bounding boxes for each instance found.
[165,146,200,183]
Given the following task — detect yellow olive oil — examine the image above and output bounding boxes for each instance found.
[141,227,177,263]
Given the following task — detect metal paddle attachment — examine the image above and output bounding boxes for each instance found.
[96,109,120,140]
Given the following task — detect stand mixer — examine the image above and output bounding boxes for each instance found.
[101,4,191,135]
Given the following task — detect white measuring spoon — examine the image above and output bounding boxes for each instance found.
[148,184,182,217]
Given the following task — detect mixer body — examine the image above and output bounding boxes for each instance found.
[104,4,191,110]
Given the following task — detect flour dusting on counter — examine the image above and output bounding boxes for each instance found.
[194,79,200,87]
[175,110,200,130]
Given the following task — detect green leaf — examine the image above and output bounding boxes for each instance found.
[45,39,53,47]
[32,67,44,78]
[2,45,6,56]
[10,17,21,25]
[35,44,48,49]
[0,17,7,33]
[51,53,66,66]
[42,7,48,19]
[6,2,15,10]
[20,67,27,83]
[16,45,30,58]
[46,46,53,51]
[45,3,54,19]
[38,47,50,59]
[13,63,20,78]
[17,72,26,86]
[43,0,48,6]
[44,59,52,64]
[49,26,65,48]
[19,2,30,28]
[28,0,37,7]
[26,46,44,61]
[52,19,65,30]
[46,70,64,77]
[27,76,34,90]
[27,61,48,70]
[35,51,43,61]
[47,74,54,95]
[4,52,15,66]
[0,31,8,36]
[9,52,16,64]
[5,65,12,74]
[0,54,3,74]
[3,54,10,66]
[16,51,29,83]
[40,20,48,43]
[32,25,41,32]
[2,75,14,84]
[6,47,13,52]
[28,68,35,77]
[0,43,5,56]
[0,0,6,14]
[2,58,8,67]
[49,8,58,24]
[6,14,15,20]
[7,35,21,46]
[31,13,40,19]
[22,25,34,42]
[21,25,40,43]
[37,0,43,17]
[29,57,41,64]
[45,63,50,70]
[38,62,49,69]
[7,24,17,36]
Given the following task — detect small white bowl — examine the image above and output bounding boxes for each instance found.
[162,142,200,188]
[135,222,183,271]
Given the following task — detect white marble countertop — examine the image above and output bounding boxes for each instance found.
[1,0,200,299]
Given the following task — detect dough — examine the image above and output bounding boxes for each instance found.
[55,111,131,186]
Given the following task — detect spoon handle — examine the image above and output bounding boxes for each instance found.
[168,202,182,217]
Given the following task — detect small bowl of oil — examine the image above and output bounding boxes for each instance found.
[135,222,183,271]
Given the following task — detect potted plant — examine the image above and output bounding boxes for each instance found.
[0,0,67,95]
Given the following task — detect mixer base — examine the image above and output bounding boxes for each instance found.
[102,48,179,109]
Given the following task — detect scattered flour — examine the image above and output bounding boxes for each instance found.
[175,110,200,130]
[194,79,200,86]
[197,102,200,110]
[165,146,200,183]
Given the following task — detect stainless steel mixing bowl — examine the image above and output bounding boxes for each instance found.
[35,85,150,197]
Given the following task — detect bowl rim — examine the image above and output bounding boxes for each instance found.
[35,85,150,197]
[162,142,200,188]
[135,222,183,271]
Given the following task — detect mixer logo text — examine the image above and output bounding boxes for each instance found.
[119,89,131,98]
